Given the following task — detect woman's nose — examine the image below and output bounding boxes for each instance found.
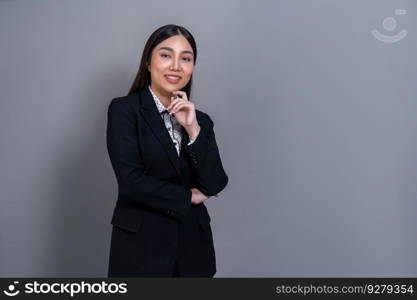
[170,59,180,71]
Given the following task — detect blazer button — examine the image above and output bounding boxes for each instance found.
[166,210,172,215]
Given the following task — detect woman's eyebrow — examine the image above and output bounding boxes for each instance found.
[157,47,194,56]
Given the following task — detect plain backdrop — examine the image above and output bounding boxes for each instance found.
[1,0,416,277]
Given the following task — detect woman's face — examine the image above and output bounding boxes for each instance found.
[147,35,195,96]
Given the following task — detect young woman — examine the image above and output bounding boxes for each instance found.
[106,24,228,277]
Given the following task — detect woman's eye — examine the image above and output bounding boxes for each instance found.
[160,54,191,62]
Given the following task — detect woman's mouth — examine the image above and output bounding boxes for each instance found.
[164,75,181,84]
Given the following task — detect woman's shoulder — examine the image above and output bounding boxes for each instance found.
[107,93,140,120]
[109,91,139,105]
[108,91,140,111]
[195,108,215,125]
[195,108,211,124]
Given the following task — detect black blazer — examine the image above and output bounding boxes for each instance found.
[106,86,228,277]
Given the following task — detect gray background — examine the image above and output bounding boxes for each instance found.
[1,0,416,277]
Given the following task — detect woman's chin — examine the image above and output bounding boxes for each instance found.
[163,85,184,93]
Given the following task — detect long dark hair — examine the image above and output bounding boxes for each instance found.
[128,24,197,98]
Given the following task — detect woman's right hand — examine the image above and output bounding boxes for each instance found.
[190,188,211,205]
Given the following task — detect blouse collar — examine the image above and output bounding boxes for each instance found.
[148,85,168,114]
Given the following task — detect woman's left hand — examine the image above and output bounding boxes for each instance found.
[190,188,211,205]
[167,91,200,139]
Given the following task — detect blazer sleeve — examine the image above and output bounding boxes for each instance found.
[106,98,192,222]
[183,114,229,196]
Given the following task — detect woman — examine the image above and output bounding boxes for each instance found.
[106,24,228,277]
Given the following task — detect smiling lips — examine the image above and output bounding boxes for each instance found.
[164,74,181,84]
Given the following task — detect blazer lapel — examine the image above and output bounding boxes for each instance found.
[137,87,187,185]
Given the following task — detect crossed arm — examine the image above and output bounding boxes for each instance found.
[106,99,228,222]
